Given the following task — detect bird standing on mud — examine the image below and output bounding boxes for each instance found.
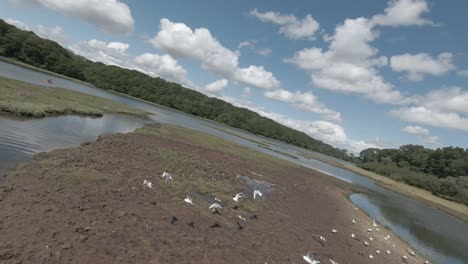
[161,171,173,184]
[253,190,263,199]
[184,196,193,204]
[303,251,320,264]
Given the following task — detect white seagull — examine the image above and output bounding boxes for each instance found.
[253,190,263,199]
[331,229,337,233]
[237,215,247,221]
[184,196,193,204]
[424,261,430,264]
[303,251,320,264]
[369,255,374,259]
[161,171,173,184]
[352,219,356,224]
[367,228,373,232]
[364,241,370,246]
[233,193,243,202]
[209,203,222,211]
[143,179,152,188]
[329,259,338,264]
[351,233,356,239]
[369,237,374,241]
[214,197,222,202]
[372,219,378,227]
[386,250,391,255]
[375,250,380,254]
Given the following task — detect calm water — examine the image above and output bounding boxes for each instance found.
[0,61,467,263]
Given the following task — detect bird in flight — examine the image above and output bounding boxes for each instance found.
[233,193,243,202]
[184,196,193,204]
[143,179,152,188]
[253,190,263,199]
[161,171,173,184]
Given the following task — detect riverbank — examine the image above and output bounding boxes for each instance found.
[0,77,147,118]
[300,152,468,222]
[0,124,426,263]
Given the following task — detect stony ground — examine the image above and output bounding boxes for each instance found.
[0,124,426,263]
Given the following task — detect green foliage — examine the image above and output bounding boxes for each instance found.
[0,19,352,161]
[358,144,468,205]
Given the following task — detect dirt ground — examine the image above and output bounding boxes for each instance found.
[0,124,426,263]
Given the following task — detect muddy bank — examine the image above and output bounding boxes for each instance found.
[0,124,426,263]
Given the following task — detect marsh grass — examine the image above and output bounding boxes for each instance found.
[0,76,147,118]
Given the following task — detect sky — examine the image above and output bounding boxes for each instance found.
[1,0,468,153]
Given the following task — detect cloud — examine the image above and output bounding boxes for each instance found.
[217,96,376,153]
[457,69,468,77]
[150,18,280,90]
[390,52,455,81]
[422,135,440,145]
[4,18,30,30]
[265,89,342,122]
[241,87,251,99]
[5,18,67,44]
[133,53,189,85]
[287,0,436,104]
[249,9,320,40]
[411,87,468,115]
[238,40,253,49]
[401,125,429,135]
[286,17,402,104]
[69,39,130,67]
[16,0,134,35]
[371,0,434,27]
[390,106,468,131]
[204,79,228,94]
[257,48,272,56]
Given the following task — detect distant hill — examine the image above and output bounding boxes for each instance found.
[0,19,352,161]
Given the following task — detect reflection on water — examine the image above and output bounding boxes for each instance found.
[0,114,148,174]
[0,61,467,264]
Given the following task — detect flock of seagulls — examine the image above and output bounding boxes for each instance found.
[303,218,430,263]
[144,173,429,263]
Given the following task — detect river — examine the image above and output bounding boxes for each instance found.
[0,61,466,264]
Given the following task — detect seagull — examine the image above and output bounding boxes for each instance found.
[161,172,173,184]
[384,235,390,240]
[392,244,396,248]
[143,179,152,188]
[386,250,391,255]
[367,228,373,232]
[331,229,337,233]
[312,234,326,246]
[369,255,373,259]
[233,193,243,202]
[184,196,193,204]
[364,241,370,246]
[369,237,374,241]
[253,190,263,199]
[329,259,338,264]
[214,197,222,202]
[372,219,378,227]
[409,250,415,257]
[352,219,356,224]
[375,250,380,254]
[237,215,247,221]
[376,228,380,231]
[303,251,320,264]
[402,255,408,261]
[208,203,223,212]
[424,261,430,264]
[351,233,356,239]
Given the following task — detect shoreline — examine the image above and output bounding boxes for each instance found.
[0,124,427,263]
[301,152,468,222]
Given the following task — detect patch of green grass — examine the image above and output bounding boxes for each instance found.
[0,76,148,118]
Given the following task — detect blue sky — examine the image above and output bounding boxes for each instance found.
[2,0,468,153]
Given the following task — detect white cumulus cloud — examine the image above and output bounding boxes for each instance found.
[401,125,429,135]
[390,52,455,81]
[133,53,189,85]
[150,18,280,90]
[204,79,228,94]
[371,0,434,27]
[17,0,134,35]
[265,89,341,122]
[249,9,319,40]
[390,106,468,131]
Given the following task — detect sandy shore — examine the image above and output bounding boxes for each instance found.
[0,124,426,263]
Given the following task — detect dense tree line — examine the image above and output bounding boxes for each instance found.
[358,145,468,205]
[0,20,352,160]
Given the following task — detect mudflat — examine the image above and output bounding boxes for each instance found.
[0,124,425,263]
